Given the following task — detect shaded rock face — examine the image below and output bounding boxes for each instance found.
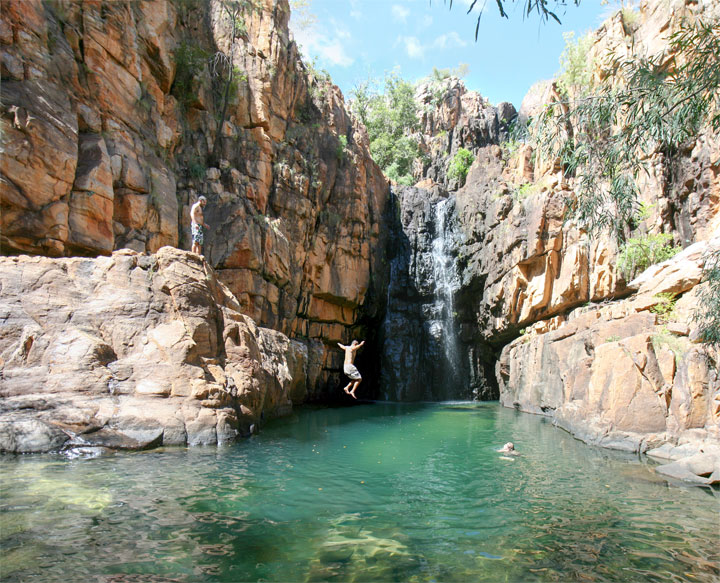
[497,241,720,465]
[0,248,315,453]
[377,81,514,401]
[379,186,498,401]
[381,189,462,401]
[1,0,390,395]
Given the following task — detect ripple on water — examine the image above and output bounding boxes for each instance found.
[1,402,718,583]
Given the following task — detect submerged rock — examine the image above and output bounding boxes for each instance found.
[654,453,720,486]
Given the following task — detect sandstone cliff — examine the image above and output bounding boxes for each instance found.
[379,0,719,484]
[485,0,720,482]
[1,0,390,397]
[497,241,719,483]
[0,247,310,453]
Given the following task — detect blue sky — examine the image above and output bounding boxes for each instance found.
[290,0,613,108]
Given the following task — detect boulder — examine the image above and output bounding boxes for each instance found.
[0,247,316,452]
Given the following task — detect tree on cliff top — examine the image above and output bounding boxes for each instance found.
[350,73,421,186]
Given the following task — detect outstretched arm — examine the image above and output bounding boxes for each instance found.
[337,343,347,350]
[353,340,365,351]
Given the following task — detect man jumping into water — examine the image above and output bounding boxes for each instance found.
[338,339,365,399]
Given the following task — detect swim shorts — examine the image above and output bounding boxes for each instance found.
[191,223,204,245]
[343,363,362,380]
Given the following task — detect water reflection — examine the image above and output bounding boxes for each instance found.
[1,403,718,582]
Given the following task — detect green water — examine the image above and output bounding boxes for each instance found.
[1,403,718,582]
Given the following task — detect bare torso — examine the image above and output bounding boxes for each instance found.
[190,201,204,226]
[339,341,364,365]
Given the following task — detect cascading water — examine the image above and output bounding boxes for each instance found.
[379,187,469,401]
[429,198,461,385]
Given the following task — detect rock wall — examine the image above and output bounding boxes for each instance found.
[380,0,720,436]
[0,247,312,453]
[379,82,515,401]
[497,241,720,483]
[1,0,390,397]
[487,0,720,481]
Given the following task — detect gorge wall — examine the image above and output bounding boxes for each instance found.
[1,0,718,479]
[378,0,719,480]
[1,0,390,408]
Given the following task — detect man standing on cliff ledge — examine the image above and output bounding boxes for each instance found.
[190,195,209,256]
[338,339,365,399]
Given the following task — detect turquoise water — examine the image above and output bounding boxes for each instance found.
[1,402,718,582]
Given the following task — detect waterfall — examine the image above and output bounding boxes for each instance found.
[379,187,468,401]
[430,198,460,385]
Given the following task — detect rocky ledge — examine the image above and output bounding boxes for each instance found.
[497,239,720,485]
[0,247,316,454]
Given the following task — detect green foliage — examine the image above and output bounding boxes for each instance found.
[617,233,681,281]
[604,335,621,343]
[430,64,470,81]
[650,292,678,324]
[501,118,530,161]
[305,56,332,85]
[693,249,720,346]
[621,7,640,29]
[512,182,537,202]
[557,31,594,96]
[447,148,475,184]
[336,135,348,163]
[209,0,253,162]
[188,157,207,180]
[633,201,655,225]
[289,0,316,30]
[534,17,720,237]
[172,42,210,108]
[350,72,421,185]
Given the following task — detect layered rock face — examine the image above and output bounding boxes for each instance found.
[380,84,515,400]
[0,247,312,453]
[497,241,720,483]
[1,0,389,397]
[486,0,720,481]
[381,0,720,480]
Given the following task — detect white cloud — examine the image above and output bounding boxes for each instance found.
[329,18,352,40]
[294,25,354,67]
[349,0,363,19]
[392,29,467,61]
[391,5,410,23]
[432,32,468,50]
[420,14,434,29]
[396,35,424,59]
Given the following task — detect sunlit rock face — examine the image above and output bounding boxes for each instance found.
[0,247,314,453]
[380,0,719,419]
[0,0,390,396]
[497,240,720,462]
[488,0,720,472]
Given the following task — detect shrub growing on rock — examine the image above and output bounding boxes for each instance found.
[447,148,475,184]
[350,73,420,185]
[617,233,681,281]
